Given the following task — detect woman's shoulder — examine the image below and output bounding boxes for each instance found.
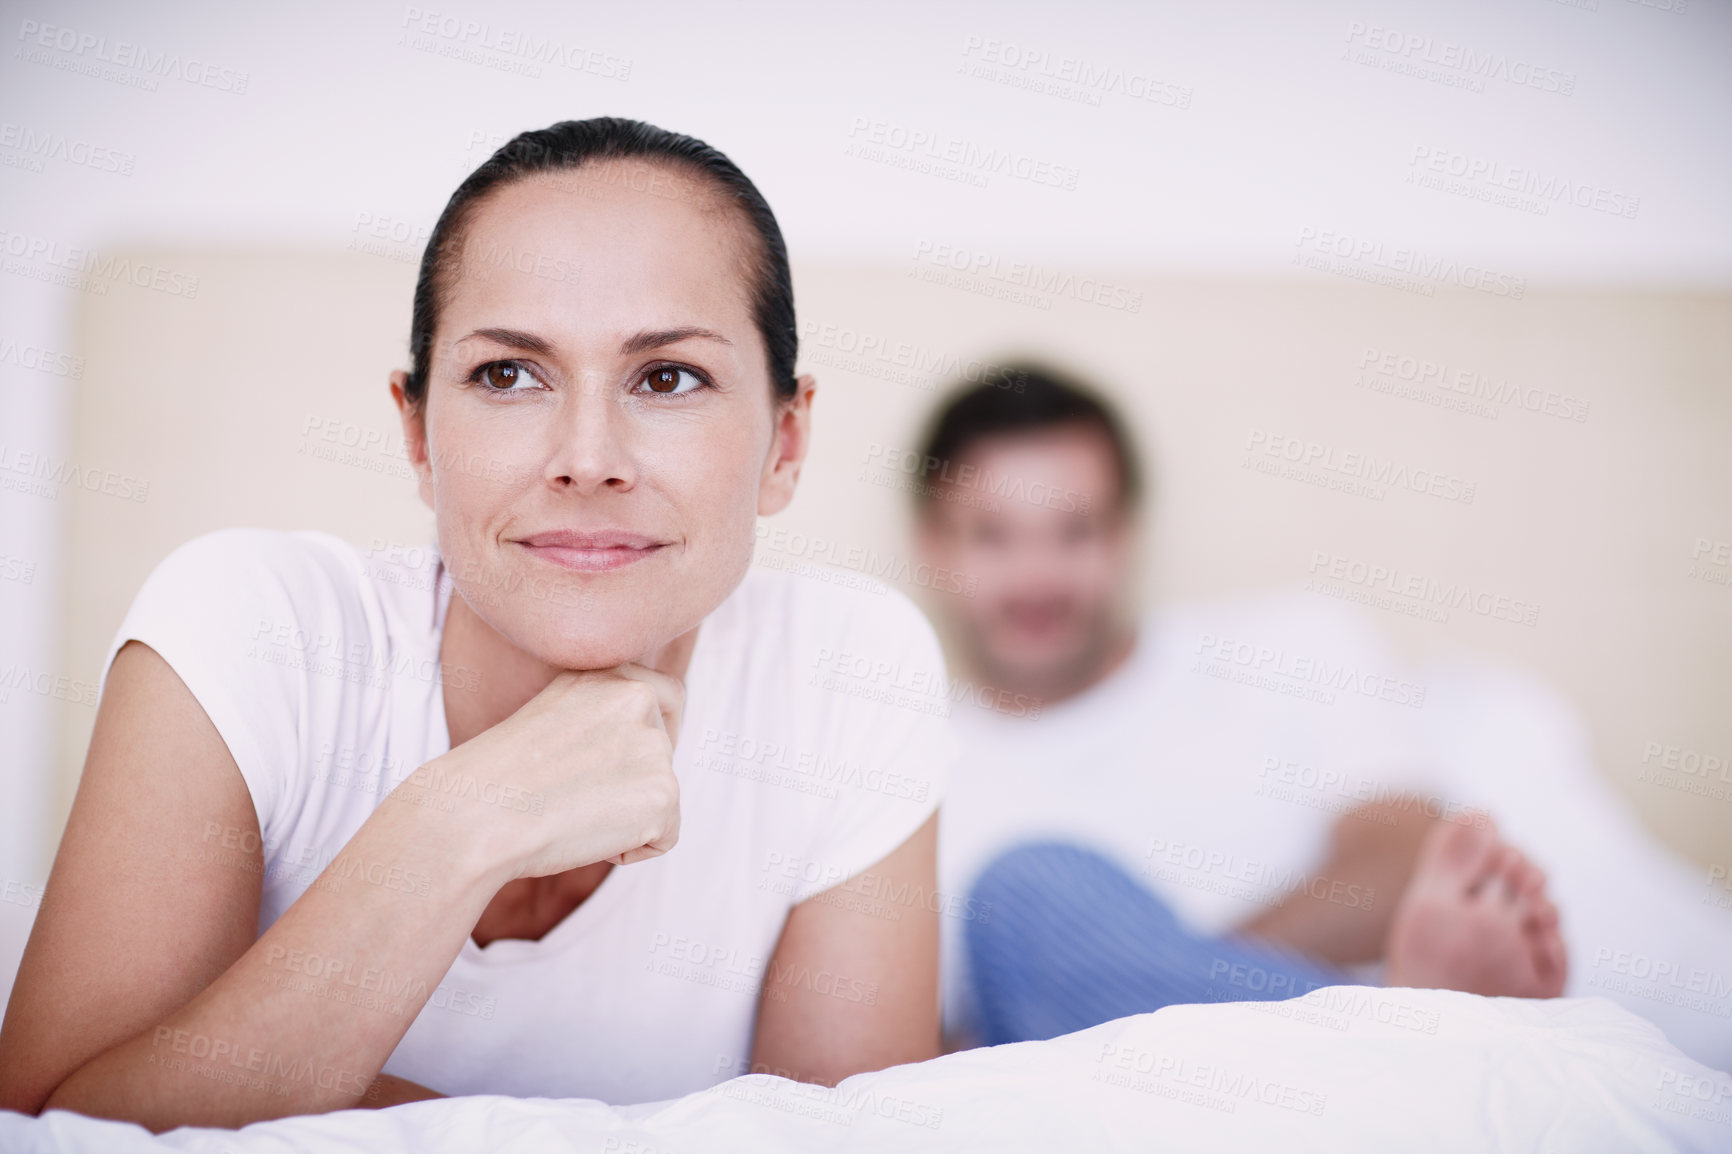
[707,565,956,906]
[153,526,361,584]
[144,527,403,618]
[109,530,437,852]
[125,528,428,672]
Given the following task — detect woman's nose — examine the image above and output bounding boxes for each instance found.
[545,376,636,493]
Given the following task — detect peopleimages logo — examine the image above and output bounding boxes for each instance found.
[0,122,136,174]
[1293,227,1525,300]
[0,334,83,379]
[755,523,977,598]
[846,116,1079,191]
[910,240,1144,313]
[1144,837,1375,912]
[1192,632,1427,708]
[1342,22,1576,95]
[862,442,1093,513]
[397,7,632,80]
[1356,347,1589,423]
[799,319,1032,395]
[1243,429,1476,504]
[0,441,150,503]
[699,729,932,803]
[958,35,1193,110]
[1688,537,1731,589]
[15,18,251,93]
[1407,146,1639,220]
[808,646,1043,719]
[1307,550,1539,627]
[1,228,201,299]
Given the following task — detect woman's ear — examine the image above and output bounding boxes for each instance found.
[757,374,817,517]
[389,370,436,511]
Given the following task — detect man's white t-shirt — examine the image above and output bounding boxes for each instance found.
[937,590,1441,1035]
[100,528,955,1105]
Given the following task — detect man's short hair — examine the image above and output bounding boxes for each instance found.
[913,361,1144,517]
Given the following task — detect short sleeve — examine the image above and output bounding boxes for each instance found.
[99,529,309,844]
[790,587,959,904]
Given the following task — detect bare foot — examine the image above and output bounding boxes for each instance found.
[1382,817,1568,998]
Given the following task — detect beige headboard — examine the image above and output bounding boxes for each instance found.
[59,250,1732,868]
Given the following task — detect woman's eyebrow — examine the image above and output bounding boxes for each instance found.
[461,327,556,355]
[619,326,733,356]
[456,325,733,358]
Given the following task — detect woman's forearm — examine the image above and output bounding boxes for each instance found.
[39,663,680,1131]
[361,1073,446,1107]
[43,787,502,1132]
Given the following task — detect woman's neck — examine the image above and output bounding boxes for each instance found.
[438,590,699,749]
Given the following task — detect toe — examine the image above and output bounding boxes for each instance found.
[1524,894,1560,929]
[1471,845,1521,902]
[1504,854,1545,905]
[1419,818,1500,894]
[1533,924,1569,995]
[1517,861,1548,901]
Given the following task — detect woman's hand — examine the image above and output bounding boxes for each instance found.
[394,664,686,885]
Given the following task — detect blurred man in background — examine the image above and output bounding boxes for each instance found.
[913,364,1568,1049]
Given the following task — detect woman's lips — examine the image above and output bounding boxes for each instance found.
[512,531,669,573]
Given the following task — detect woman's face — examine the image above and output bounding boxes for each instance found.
[392,161,812,669]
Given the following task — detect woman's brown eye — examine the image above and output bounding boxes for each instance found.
[483,362,519,389]
[647,367,680,393]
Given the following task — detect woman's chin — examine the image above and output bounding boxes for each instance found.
[536,639,654,672]
[473,573,733,674]
[526,617,694,672]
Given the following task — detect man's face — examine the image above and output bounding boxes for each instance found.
[917,424,1133,693]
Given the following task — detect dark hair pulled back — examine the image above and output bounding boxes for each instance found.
[405,117,797,407]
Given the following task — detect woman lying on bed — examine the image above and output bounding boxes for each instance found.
[0,117,955,1131]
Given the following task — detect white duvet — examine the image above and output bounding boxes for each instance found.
[3,987,1727,1153]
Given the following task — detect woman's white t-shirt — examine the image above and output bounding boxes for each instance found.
[100,528,955,1105]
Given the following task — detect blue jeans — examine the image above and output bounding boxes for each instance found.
[964,842,1349,1045]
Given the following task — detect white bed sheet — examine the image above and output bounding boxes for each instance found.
[3,987,1727,1153]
